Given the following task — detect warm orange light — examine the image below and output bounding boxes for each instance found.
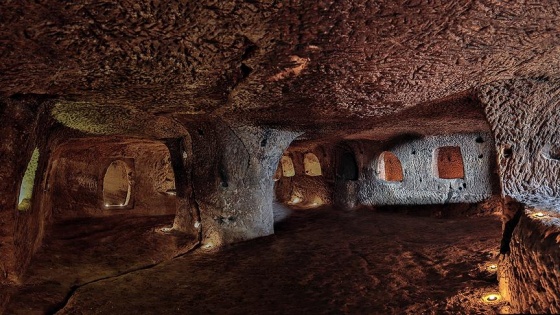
[534,212,545,217]
[487,264,498,272]
[289,196,301,204]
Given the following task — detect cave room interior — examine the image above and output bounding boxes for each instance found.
[1,1,560,314]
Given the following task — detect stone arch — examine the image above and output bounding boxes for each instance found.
[102,159,133,209]
[377,151,403,182]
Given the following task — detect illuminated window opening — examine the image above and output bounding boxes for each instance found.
[303,153,322,176]
[434,146,465,179]
[17,148,40,211]
[377,151,403,182]
[280,156,295,177]
[103,160,132,208]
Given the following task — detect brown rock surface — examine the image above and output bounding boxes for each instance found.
[2,1,560,313]
[8,207,503,314]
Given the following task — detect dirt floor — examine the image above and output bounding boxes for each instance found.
[3,206,506,314]
[3,213,196,315]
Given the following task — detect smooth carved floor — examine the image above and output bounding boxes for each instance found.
[6,207,504,314]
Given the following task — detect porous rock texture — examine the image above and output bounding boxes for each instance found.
[333,133,497,208]
[183,118,301,246]
[2,1,560,128]
[498,209,560,314]
[480,78,560,212]
[2,0,560,312]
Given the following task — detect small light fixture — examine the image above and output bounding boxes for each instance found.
[105,203,109,207]
[534,212,545,218]
[160,227,173,233]
[486,264,498,272]
[482,292,501,304]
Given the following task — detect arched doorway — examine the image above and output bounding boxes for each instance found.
[304,153,322,176]
[103,160,132,208]
[337,150,359,181]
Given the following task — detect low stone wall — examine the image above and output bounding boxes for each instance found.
[499,208,560,314]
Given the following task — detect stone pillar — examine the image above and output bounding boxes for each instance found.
[480,79,560,313]
[165,137,200,239]
[498,208,560,314]
[479,78,560,211]
[186,118,300,247]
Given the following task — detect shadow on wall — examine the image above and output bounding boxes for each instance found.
[272,202,292,223]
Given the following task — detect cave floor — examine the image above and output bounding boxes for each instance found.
[5,207,505,314]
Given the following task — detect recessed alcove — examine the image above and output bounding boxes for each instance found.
[303,153,322,176]
[434,146,465,179]
[377,151,404,182]
[280,155,295,177]
[102,159,133,209]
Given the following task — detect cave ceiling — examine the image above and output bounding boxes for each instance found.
[1,0,560,140]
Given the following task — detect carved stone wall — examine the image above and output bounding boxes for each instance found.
[334,133,496,208]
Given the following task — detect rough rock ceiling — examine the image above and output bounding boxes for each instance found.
[2,0,560,131]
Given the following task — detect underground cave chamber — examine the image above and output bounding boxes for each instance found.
[2,1,560,312]
[1,95,560,314]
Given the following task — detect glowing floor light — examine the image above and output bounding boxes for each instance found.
[482,292,502,304]
[289,196,301,204]
[486,264,498,272]
[534,212,545,218]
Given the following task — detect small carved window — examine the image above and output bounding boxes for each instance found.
[280,156,295,177]
[434,146,465,179]
[304,153,322,176]
[377,151,403,182]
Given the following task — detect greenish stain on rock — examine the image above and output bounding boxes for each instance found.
[18,148,39,211]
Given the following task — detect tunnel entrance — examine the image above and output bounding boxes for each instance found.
[103,160,132,208]
[337,151,359,181]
